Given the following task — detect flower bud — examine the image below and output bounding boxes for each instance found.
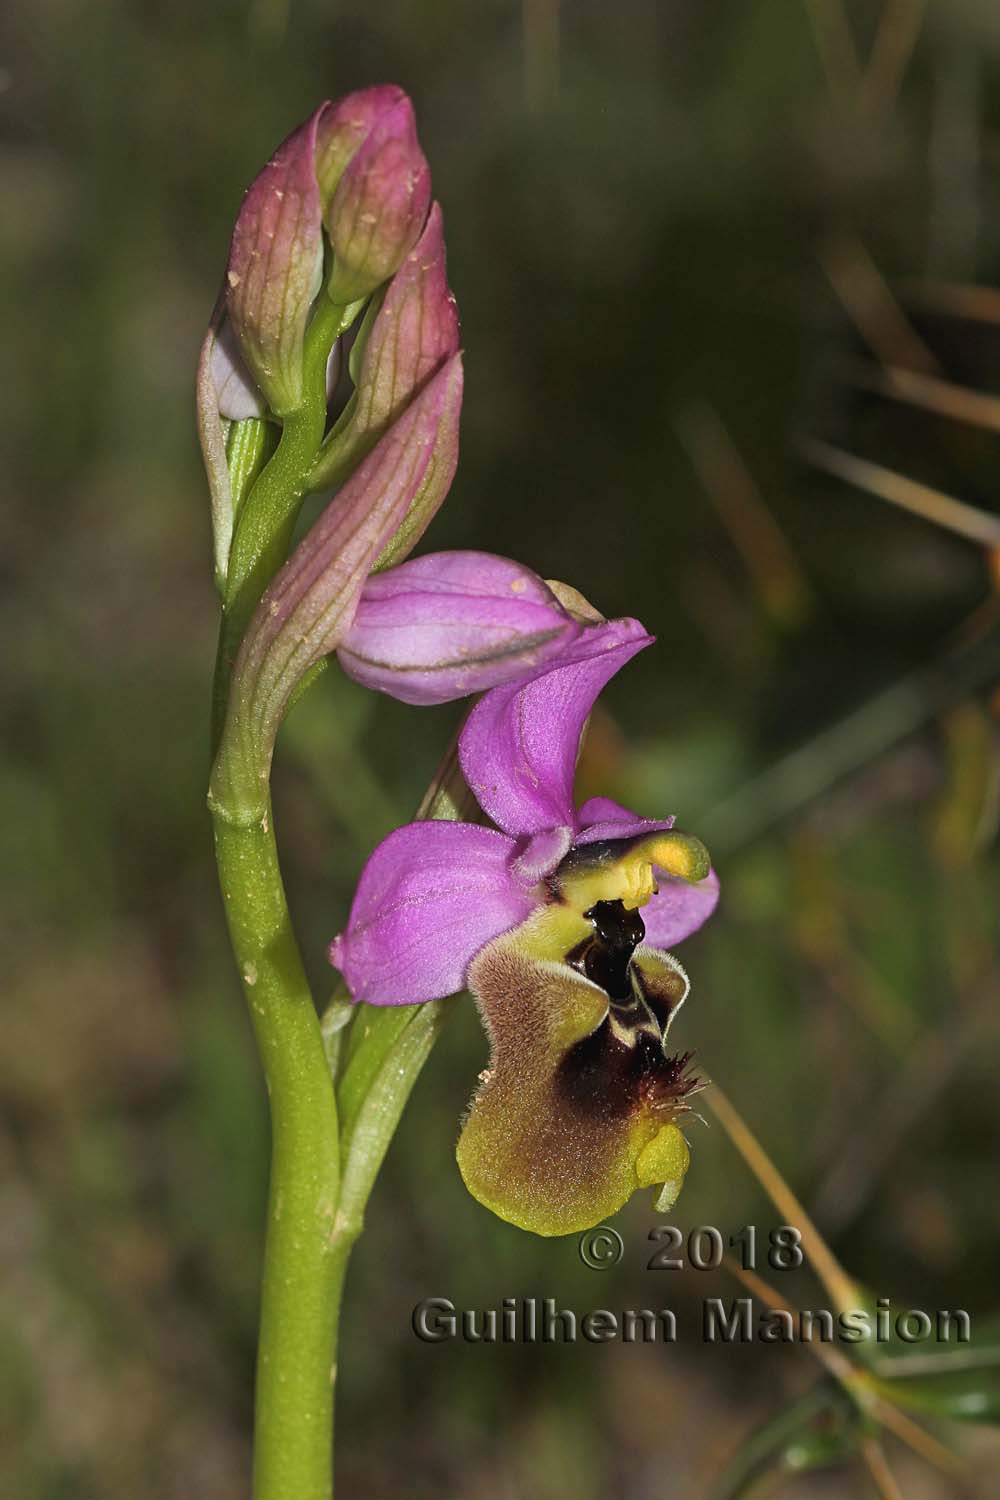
[337,552,583,705]
[210,354,463,823]
[225,106,326,416]
[308,201,458,492]
[324,97,431,305]
[314,85,407,209]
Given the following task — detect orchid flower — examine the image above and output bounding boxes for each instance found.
[330,619,719,1235]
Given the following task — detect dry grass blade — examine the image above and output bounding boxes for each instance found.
[675,402,813,625]
[521,0,560,113]
[860,0,928,121]
[820,236,940,375]
[847,362,1000,437]
[803,0,863,106]
[870,1400,973,1485]
[859,1435,905,1500]
[814,981,1000,1230]
[721,1255,856,1385]
[720,1259,972,1487]
[708,1085,862,1318]
[903,280,1000,326]
[800,437,1000,549]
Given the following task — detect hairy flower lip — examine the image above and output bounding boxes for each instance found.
[456,915,701,1236]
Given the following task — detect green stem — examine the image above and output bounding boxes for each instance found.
[213,809,340,1500]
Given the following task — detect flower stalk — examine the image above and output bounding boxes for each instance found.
[212,809,340,1500]
[202,88,473,1499]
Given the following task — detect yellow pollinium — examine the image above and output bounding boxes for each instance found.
[559,831,711,914]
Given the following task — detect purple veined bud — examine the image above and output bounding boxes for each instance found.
[225,105,326,416]
[337,552,584,705]
[210,354,464,823]
[308,201,459,492]
[314,84,408,211]
[324,97,431,306]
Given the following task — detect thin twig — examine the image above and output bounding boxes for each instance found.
[800,437,1000,549]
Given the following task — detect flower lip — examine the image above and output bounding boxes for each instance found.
[456,908,700,1236]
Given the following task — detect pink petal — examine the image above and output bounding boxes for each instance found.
[458,619,653,838]
[329,822,535,1006]
[640,868,720,949]
[337,550,581,705]
[576,795,676,846]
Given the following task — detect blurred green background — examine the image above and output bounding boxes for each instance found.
[3,1,1000,1495]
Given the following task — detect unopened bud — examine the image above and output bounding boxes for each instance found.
[324,97,431,306]
[225,106,326,415]
[309,201,458,492]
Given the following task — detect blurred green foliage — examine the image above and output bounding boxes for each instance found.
[2,0,1000,1495]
